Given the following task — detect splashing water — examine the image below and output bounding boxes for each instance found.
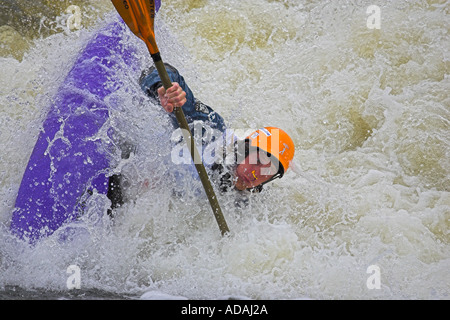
[0,0,448,299]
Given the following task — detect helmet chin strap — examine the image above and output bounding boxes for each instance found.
[246,171,283,193]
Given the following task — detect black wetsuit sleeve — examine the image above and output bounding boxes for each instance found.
[107,174,124,216]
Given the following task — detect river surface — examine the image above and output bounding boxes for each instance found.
[0,0,449,300]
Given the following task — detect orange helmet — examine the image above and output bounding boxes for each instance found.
[245,127,295,176]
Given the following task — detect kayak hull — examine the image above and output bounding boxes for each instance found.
[10,20,139,244]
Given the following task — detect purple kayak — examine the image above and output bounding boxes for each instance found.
[10,19,142,244]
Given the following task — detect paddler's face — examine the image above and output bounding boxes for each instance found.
[234,150,278,191]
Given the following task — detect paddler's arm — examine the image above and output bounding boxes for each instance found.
[140,64,226,131]
[157,83,226,133]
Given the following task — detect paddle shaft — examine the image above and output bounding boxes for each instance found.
[151,53,229,236]
[111,0,229,236]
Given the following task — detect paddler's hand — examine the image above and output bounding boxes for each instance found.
[157,82,187,113]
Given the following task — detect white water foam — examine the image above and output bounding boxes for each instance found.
[0,0,448,299]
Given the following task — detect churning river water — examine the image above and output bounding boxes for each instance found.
[0,0,449,300]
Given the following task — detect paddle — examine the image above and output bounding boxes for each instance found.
[111,0,230,236]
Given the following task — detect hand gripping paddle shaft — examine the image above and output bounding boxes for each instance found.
[111,0,229,236]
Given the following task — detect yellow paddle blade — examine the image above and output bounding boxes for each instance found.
[111,0,160,55]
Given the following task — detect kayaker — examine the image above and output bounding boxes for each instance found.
[107,64,295,212]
